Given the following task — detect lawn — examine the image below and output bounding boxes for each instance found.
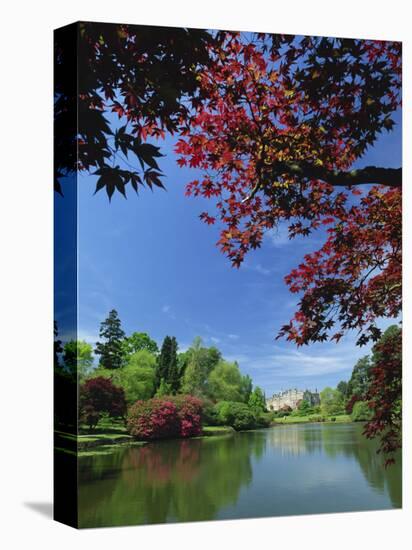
[202,426,236,436]
[272,414,351,424]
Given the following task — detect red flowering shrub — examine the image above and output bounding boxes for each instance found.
[127,395,203,440]
[127,399,180,440]
[172,395,203,437]
[79,376,127,429]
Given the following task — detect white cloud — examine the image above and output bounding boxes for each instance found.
[272,350,351,377]
[265,223,291,248]
[210,336,221,344]
[228,333,240,340]
[243,261,274,276]
[234,337,368,385]
[162,305,171,313]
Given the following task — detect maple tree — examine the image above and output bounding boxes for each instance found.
[175,33,402,347]
[55,22,213,197]
[79,376,127,429]
[55,25,402,457]
[363,325,402,466]
[55,26,401,346]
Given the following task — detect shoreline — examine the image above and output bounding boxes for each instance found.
[57,419,356,457]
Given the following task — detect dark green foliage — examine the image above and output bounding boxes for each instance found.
[343,325,402,464]
[320,387,345,416]
[347,356,372,400]
[122,332,159,356]
[271,405,293,418]
[63,340,94,379]
[156,336,179,393]
[363,325,402,464]
[255,412,272,428]
[293,399,315,417]
[200,398,217,425]
[308,415,327,423]
[240,374,253,403]
[95,309,126,369]
[280,405,293,417]
[213,401,258,431]
[337,380,349,398]
[55,22,214,196]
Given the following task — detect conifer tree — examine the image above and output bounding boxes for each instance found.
[156,336,179,392]
[95,309,125,369]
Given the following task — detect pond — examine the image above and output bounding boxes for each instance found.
[78,423,401,528]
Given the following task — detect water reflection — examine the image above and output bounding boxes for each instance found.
[78,424,401,528]
[79,432,266,527]
[267,423,401,508]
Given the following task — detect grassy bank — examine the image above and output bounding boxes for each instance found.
[55,422,237,457]
[57,416,353,458]
[58,413,354,457]
[202,426,236,436]
[272,414,351,425]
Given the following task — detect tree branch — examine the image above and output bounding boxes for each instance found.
[242,163,402,203]
[274,162,402,188]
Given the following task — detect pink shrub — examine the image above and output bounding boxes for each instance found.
[127,395,203,440]
[173,395,203,437]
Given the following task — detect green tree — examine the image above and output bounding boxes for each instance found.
[248,387,266,413]
[208,361,245,402]
[363,325,402,464]
[202,346,222,375]
[90,349,157,404]
[295,398,314,417]
[320,387,345,416]
[63,340,94,379]
[351,401,373,422]
[155,379,173,397]
[240,373,253,403]
[156,336,179,393]
[180,358,204,396]
[180,337,205,396]
[213,401,257,431]
[337,380,349,398]
[180,338,221,396]
[95,309,125,369]
[122,332,159,357]
[347,356,372,399]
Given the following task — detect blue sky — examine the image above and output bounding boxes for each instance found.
[65,107,402,398]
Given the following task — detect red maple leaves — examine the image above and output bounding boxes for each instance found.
[363,326,402,465]
[279,187,401,345]
[175,33,402,346]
